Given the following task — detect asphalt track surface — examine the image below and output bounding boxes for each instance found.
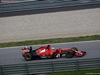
[0,40,100,65]
[0,3,100,17]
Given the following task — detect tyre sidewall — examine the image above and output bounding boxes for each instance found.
[24,53,32,61]
[72,47,78,51]
[65,50,74,58]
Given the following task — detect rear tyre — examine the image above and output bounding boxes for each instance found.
[24,53,32,61]
[65,50,74,58]
[72,47,78,51]
[50,54,56,59]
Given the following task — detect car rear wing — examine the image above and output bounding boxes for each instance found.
[22,48,30,56]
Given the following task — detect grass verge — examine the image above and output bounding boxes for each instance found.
[49,69,100,75]
[0,35,100,48]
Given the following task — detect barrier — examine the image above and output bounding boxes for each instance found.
[0,58,100,75]
[0,0,100,13]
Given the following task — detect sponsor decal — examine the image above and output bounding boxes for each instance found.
[50,52,53,55]
[46,53,49,56]
[59,50,61,53]
[40,49,45,53]
[56,54,60,57]
[39,49,41,51]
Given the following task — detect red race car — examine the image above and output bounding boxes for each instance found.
[22,45,86,61]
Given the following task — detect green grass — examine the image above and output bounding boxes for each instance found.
[0,35,100,48]
[49,69,100,75]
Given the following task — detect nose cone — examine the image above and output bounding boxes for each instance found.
[81,51,86,55]
[75,51,86,57]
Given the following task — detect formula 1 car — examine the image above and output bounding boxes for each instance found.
[22,45,86,61]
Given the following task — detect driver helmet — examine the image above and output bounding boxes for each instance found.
[51,47,55,50]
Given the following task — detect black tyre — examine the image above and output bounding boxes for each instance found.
[72,47,78,51]
[65,50,74,58]
[50,54,56,59]
[24,53,32,61]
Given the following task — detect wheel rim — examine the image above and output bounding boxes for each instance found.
[26,55,30,60]
[66,50,74,58]
[67,52,72,57]
[25,54,31,61]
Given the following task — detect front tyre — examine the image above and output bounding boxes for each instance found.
[72,47,78,51]
[50,54,56,59]
[65,50,74,58]
[24,53,32,61]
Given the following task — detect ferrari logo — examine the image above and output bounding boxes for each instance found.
[59,50,61,53]
[39,49,41,51]
[46,53,49,56]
